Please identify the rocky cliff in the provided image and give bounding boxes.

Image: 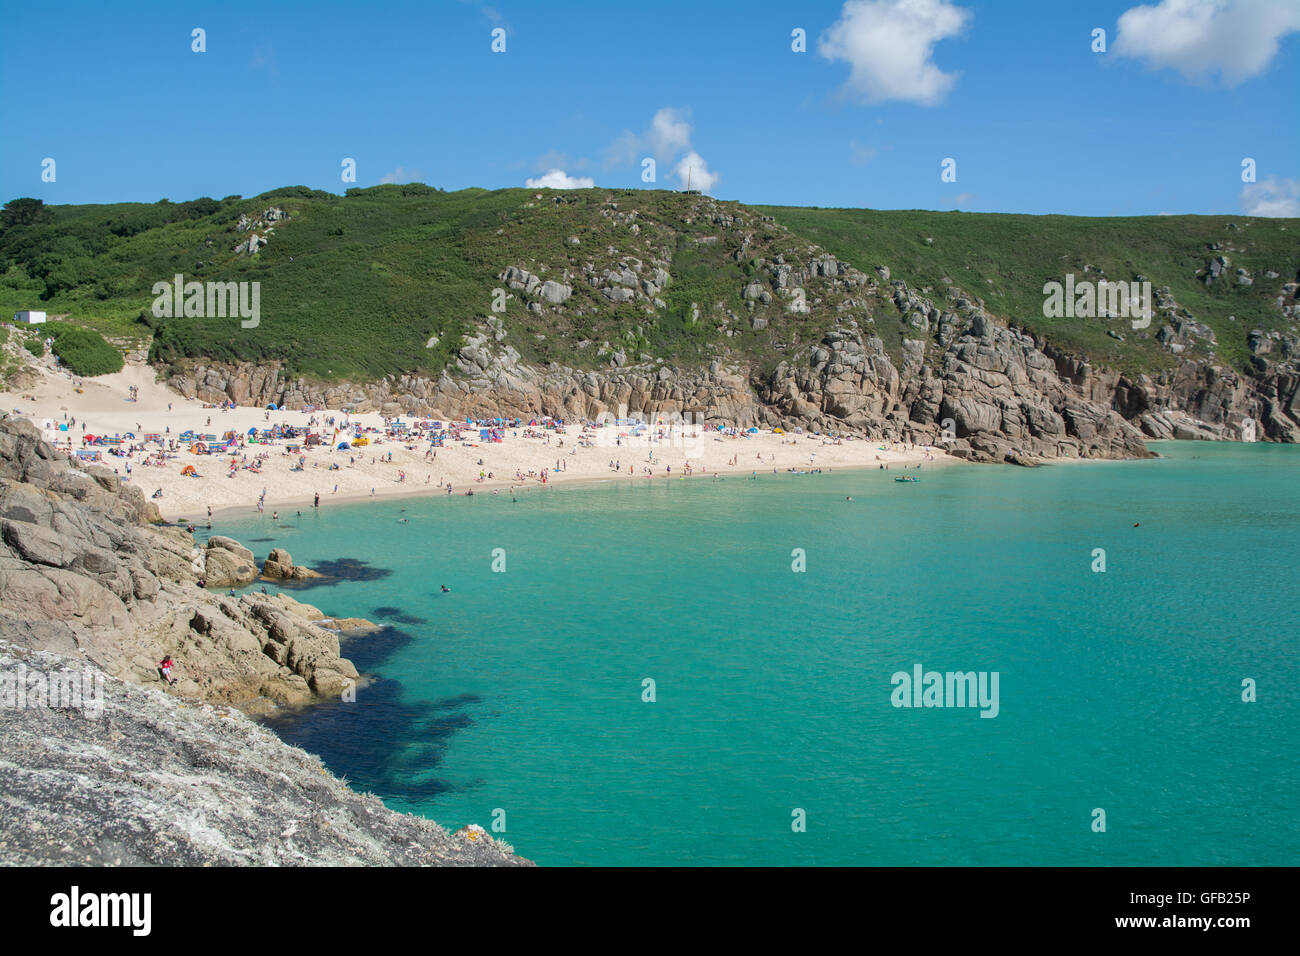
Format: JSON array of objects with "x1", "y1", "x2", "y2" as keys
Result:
[
  {"x1": 161, "y1": 254, "x2": 1298, "y2": 463},
  {"x1": 0, "y1": 417, "x2": 361, "y2": 711},
  {"x1": 152, "y1": 192, "x2": 1297, "y2": 461},
  {"x1": 165, "y1": 298, "x2": 1165, "y2": 464}
]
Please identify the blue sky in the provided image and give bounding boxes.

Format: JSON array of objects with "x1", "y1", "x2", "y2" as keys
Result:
[{"x1": 2, "y1": 0, "x2": 1298, "y2": 215}]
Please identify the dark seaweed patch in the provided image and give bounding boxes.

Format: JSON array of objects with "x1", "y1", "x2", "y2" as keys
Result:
[
  {"x1": 270, "y1": 557, "x2": 392, "y2": 590},
  {"x1": 311, "y1": 558, "x2": 393, "y2": 582},
  {"x1": 263, "y1": 659, "x2": 484, "y2": 800},
  {"x1": 337, "y1": 623, "x2": 412, "y2": 672},
  {"x1": 372, "y1": 605, "x2": 426, "y2": 626}
]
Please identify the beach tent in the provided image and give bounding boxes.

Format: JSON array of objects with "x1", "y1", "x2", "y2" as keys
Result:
[
  {"x1": 337, "y1": 442, "x2": 351, "y2": 450},
  {"x1": 747, "y1": 427, "x2": 759, "y2": 434}
]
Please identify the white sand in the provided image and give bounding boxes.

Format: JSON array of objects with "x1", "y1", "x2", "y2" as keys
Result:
[{"x1": 2, "y1": 359, "x2": 961, "y2": 522}]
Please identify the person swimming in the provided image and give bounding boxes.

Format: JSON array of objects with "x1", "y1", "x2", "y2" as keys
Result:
[{"x1": 441, "y1": 584, "x2": 451, "y2": 592}]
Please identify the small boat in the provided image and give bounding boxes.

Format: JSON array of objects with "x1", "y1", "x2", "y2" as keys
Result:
[{"x1": 894, "y1": 475, "x2": 919, "y2": 482}]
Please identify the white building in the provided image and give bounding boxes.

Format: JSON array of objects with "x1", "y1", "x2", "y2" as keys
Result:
[{"x1": 13, "y1": 310, "x2": 46, "y2": 324}]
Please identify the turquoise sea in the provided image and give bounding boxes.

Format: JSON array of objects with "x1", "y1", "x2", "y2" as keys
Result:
[{"x1": 211, "y1": 442, "x2": 1299, "y2": 866}]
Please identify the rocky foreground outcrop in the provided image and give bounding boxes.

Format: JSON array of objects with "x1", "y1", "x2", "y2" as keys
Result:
[
  {"x1": 0, "y1": 417, "x2": 360, "y2": 711},
  {"x1": 0, "y1": 641, "x2": 528, "y2": 865},
  {"x1": 0, "y1": 415, "x2": 530, "y2": 865}
]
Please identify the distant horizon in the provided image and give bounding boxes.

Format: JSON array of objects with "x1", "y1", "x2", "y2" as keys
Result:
[{"x1": 7, "y1": 182, "x2": 1298, "y2": 221}]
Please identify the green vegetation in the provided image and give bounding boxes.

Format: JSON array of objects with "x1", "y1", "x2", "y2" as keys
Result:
[
  {"x1": 22, "y1": 338, "x2": 43, "y2": 358},
  {"x1": 48, "y1": 325, "x2": 124, "y2": 377},
  {"x1": 1, "y1": 186, "x2": 1295, "y2": 384},
  {"x1": 758, "y1": 206, "x2": 1299, "y2": 374}
]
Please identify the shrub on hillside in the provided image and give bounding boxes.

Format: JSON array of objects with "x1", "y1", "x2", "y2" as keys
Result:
[{"x1": 50, "y1": 326, "x2": 123, "y2": 376}]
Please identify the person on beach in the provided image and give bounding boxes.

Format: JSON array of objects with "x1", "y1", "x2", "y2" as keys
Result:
[{"x1": 159, "y1": 656, "x2": 177, "y2": 685}]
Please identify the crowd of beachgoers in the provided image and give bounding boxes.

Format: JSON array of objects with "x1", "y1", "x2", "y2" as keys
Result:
[{"x1": 3, "y1": 362, "x2": 956, "y2": 522}]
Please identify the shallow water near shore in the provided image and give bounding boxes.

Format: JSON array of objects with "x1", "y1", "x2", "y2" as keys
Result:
[{"x1": 219, "y1": 442, "x2": 1299, "y2": 866}]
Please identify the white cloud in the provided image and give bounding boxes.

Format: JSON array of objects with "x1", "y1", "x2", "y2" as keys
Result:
[
  {"x1": 1114, "y1": 0, "x2": 1300, "y2": 86},
  {"x1": 605, "y1": 107, "x2": 721, "y2": 194},
  {"x1": 379, "y1": 167, "x2": 424, "y2": 184},
  {"x1": 672, "y1": 152, "x2": 720, "y2": 192},
  {"x1": 849, "y1": 141, "x2": 878, "y2": 165},
  {"x1": 1241, "y1": 176, "x2": 1300, "y2": 217},
  {"x1": 647, "y1": 108, "x2": 693, "y2": 161},
  {"x1": 819, "y1": 0, "x2": 972, "y2": 106},
  {"x1": 605, "y1": 107, "x2": 695, "y2": 167},
  {"x1": 525, "y1": 169, "x2": 595, "y2": 189}
]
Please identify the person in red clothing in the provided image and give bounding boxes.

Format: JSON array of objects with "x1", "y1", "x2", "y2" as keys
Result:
[{"x1": 159, "y1": 655, "x2": 177, "y2": 686}]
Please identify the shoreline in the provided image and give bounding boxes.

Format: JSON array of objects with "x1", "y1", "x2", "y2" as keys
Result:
[
  {"x1": 2, "y1": 360, "x2": 964, "y2": 524},
  {"x1": 199, "y1": 456, "x2": 949, "y2": 522}
]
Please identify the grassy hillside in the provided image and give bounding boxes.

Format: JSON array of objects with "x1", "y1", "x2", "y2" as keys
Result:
[
  {"x1": 1, "y1": 187, "x2": 1296, "y2": 382},
  {"x1": 759, "y1": 205, "x2": 1299, "y2": 374}
]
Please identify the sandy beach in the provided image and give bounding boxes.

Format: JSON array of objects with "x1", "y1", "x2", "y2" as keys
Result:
[{"x1": 2, "y1": 359, "x2": 961, "y2": 522}]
